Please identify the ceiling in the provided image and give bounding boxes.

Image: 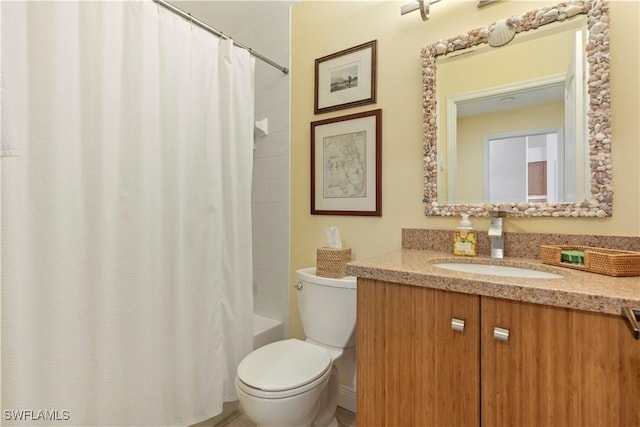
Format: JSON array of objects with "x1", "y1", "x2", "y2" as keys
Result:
[
  {"x1": 172, "y1": 1, "x2": 297, "y2": 38},
  {"x1": 457, "y1": 83, "x2": 565, "y2": 118}
]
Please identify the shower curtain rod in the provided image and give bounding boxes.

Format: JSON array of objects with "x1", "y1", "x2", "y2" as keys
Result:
[{"x1": 152, "y1": 0, "x2": 289, "y2": 74}]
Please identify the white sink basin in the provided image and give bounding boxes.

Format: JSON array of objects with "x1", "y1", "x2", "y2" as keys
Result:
[{"x1": 433, "y1": 262, "x2": 563, "y2": 279}]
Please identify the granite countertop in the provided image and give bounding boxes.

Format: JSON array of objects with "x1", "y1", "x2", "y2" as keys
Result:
[{"x1": 346, "y1": 249, "x2": 640, "y2": 316}]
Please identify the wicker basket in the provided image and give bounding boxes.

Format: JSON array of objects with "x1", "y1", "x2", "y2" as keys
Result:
[
  {"x1": 540, "y1": 245, "x2": 640, "y2": 277},
  {"x1": 316, "y1": 248, "x2": 352, "y2": 278}
]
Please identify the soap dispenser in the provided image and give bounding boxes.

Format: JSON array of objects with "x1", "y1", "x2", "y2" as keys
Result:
[{"x1": 454, "y1": 213, "x2": 477, "y2": 256}]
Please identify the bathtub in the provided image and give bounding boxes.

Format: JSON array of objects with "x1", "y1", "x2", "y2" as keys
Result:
[{"x1": 253, "y1": 313, "x2": 284, "y2": 349}]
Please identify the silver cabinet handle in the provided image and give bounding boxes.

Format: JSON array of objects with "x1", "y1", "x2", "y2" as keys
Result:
[
  {"x1": 623, "y1": 307, "x2": 640, "y2": 340},
  {"x1": 294, "y1": 282, "x2": 303, "y2": 291},
  {"x1": 493, "y1": 326, "x2": 510, "y2": 341},
  {"x1": 451, "y1": 318, "x2": 465, "y2": 332}
]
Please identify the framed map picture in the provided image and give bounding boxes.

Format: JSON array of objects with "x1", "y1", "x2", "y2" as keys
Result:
[{"x1": 311, "y1": 109, "x2": 382, "y2": 216}]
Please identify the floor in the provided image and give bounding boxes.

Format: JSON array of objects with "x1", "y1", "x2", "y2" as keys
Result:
[{"x1": 217, "y1": 407, "x2": 356, "y2": 427}]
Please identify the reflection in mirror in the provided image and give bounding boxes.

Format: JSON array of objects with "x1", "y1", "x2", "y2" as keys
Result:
[
  {"x1": 441, "y1": 19, "x2": 587, "y2": 205},
  {"x1": 422, "y1": 0, "x2": 611, "y2": 218},
  {"x1": 484, "y1": 129, "x2": 563, "y2": 204}
]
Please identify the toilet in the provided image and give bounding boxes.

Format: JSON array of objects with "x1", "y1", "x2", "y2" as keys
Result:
[{"x1": 235, "y1": 267, "x2": 357, "y2": 427}]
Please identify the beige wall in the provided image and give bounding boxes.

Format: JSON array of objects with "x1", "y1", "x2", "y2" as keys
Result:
[
  {"x1": 290, "y1": 0, "x2": 640, "y2": 338},
  {"x1": 436, "y1": 19, "x2": 579, "y2": 95}
]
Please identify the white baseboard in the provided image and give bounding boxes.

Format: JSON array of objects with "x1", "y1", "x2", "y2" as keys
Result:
[{"x1": 338, "y1": 384, "x2": 356, "y2": 413}]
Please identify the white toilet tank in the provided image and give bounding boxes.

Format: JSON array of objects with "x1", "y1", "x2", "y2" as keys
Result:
[{"x1": 295, "y1": 267, "x2": 357, "y2": 348}]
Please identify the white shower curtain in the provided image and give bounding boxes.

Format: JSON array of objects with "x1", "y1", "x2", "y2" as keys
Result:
[{"x1": 1, "y1": 2, "x2": 254, "y2": 426}]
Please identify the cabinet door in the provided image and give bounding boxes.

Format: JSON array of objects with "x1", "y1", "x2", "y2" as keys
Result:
[
  {"x1": 481, "y1": 297, "x2": 640, "y2": 427},
  {"x1": 357, "y1": 279, "x2": 479, "y2": 427}
]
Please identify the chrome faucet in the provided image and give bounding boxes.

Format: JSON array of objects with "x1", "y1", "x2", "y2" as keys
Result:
[{"x1": 489, "y1": 211, "x2": 507, "y2": 259}]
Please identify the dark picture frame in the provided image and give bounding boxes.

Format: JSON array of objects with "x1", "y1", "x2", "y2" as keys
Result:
[
  {"x1": 314, "y1": 40, "x2": 377, "y2": 114},
  {"x1": 311, "y1": 109, "x2": 382, "y2": 216}
]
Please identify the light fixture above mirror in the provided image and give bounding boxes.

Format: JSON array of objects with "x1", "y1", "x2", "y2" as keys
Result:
[
  {"x1": 421, "y1": 0, "x2": 612, "y2": 218},
  {"x1": 400, "y1": 0, "x2": 499, "y2": 21}
]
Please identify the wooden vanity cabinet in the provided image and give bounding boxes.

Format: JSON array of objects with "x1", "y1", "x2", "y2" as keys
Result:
[
  {"x1": 356, "y1": 279, "x2": 640, "y2": 427},
  {"x1": 481, "y1": 296, "x2": 640, "y2": 427},
  {"x1": 356, "y1": 278, "x2": 480, "y2": 427}
]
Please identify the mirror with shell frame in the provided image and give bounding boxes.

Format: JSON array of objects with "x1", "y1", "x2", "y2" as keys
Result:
[{"x1": 422, "y1": 0, "x2": 611, "y2": 218}]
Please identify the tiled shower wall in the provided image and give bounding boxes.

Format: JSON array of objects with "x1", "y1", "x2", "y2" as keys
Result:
[{"x1": 235, "y1": 9, "x2": 291, "y2": 336}]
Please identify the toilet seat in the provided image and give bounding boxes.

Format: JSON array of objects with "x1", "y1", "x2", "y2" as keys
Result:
[
  {"x1": 236, "y1": 339, "x2": 332, "y2": 399},
  {"x1": 236, "y1": 365, "x2": 332, "y2": 400}
]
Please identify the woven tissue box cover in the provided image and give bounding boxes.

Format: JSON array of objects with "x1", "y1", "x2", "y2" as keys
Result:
[{"x1": 316, "y1": 248, "x2": 352, "y2": 278}]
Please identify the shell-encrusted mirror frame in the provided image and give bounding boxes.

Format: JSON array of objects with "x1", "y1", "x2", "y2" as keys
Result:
[{"x1": 421, "y1": 0, "x2": 611, "y2": 218}]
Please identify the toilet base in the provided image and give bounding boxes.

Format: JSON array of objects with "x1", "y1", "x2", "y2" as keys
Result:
[
  {"x1": 237, "y1": 366, "x2": 340, "y2": 427},
  {"x1": 310, "y1": 367, "x2": 339, "y2": 427}
]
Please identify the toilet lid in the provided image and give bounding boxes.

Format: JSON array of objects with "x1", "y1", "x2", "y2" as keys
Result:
[{"x1": 237, "y1": 339, "x2": 332, "y2": 392}]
